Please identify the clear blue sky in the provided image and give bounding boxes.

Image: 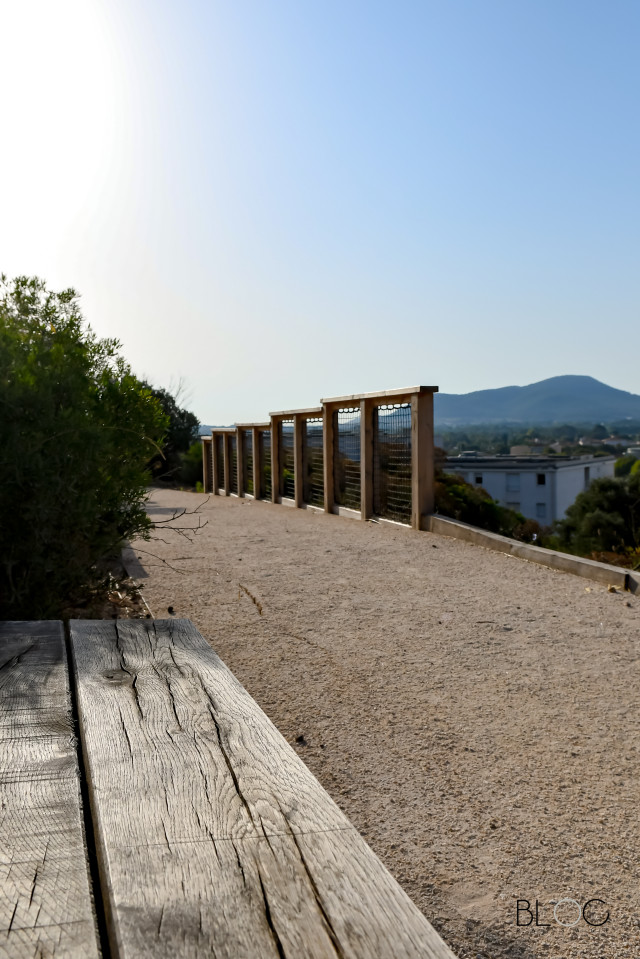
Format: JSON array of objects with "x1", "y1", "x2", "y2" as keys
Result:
[{"x1": 2, "y1": 0, "x2": 638, "y2": 423}]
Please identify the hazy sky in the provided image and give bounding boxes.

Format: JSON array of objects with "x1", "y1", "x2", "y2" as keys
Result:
[{"x1": 2, "y1": 0, "x2": 638, "y2": 423}]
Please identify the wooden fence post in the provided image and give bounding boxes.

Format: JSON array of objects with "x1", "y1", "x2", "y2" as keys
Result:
[
  {"x1": 211, "y1": 435, "x2": 219, "y2": 495},
  {"x1": 201, "y1": 439, "x2": 210, "y2": 493},
  {"x1": 271, "y1": 418, "x2": 279, "y2": 503},
  {"x1": 360, "y1": 399, "x2": 374, "y2": 520},
  {"x1": 294, "y1": 415, "x2": 304, "y2": 508},
  {"x1": 323, "y1": 404, "x2": 335, "y2": 514},
  {"x1": 236, "y1": 428, "x2": 244, "y2": 497},
  {"x1": 223, "y1": 433, "x2": 231, "y2": 496},
  {"x1": 411, "y1": 389, "x2": 436, "y2": 529},
  {"x1": 252, "y1": 428, "x2": 261, "y2": 499}
]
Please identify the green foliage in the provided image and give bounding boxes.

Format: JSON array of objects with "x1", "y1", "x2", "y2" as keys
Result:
[
  {"x1": 434, "y1": 471, "x2": 541, "y2": 542},
  {"x1": 143, "y1": 384, "x2": 199, "y2": 482},
  {"x1": 615, "y1": 454, "x2": 637, "y2": 477},
  {"x1": 631, "y1": 459, "x2": 640, "y2": 477},
  {"x1": 439, "y1": 422, "x2": 640, "y2": 456},
  {"x1": 0, "y1": 276, "x2": 168, "y2": 618},
  {"x1": 556, "y1": 474, "x2": 640, "y2": 557},
  {"x1": 180, "y1": 440, "x2": 205, "y2": 487}
]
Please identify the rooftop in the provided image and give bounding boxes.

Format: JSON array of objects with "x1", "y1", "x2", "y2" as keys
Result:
[{"x1": 446, "y1": 452, "x2": 617, "y2": 469}]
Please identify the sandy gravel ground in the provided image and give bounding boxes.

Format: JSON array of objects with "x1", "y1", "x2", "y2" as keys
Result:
[{"x1": 126, "y1": 488, "x2": 640, "y2": 959}]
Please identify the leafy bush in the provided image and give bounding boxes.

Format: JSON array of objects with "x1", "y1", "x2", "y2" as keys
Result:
[
  {"x1": 556, "y1": 474, "x2": 640, "y2": 560},
  {"x1": 180, "y1": 440, "x2": 205, "y2": 487},
  {"x1": 615, "y1": 454, "x2": 637, "y2": 477},
  {"x1": 0, "y1": 276, "x2": 168, "y2": 618},
  {"x1": 434, "y1": 471, "x2": 541, "y2": 542},
  {"x1": 143, "y1": 384, "x2": 199, "y2": 482}
]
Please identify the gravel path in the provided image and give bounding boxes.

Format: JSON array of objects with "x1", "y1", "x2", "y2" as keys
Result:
[{"x1": 126, "y1": 488, "x2": 640, "y2": 959}]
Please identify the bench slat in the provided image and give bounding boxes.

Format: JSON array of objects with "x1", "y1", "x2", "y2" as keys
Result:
[
  {"x1": 0, "y1": 622, "x2": 100, "y2": 959},
  {"x1": 70, "y1": 618, "x2": 455, "y2": 959}
]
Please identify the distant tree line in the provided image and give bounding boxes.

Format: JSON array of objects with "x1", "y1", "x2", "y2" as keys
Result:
[
  {"x1": 142, "y1": 383, "x2": 203, "y2": 487},
  {"x1": 439, "y1": 422, "x2": 640, "y2": 457}
]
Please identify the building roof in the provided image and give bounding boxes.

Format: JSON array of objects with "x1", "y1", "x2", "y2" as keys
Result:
[{"x1": 446, "y1": 453, "x2": 616, "y2": 470}]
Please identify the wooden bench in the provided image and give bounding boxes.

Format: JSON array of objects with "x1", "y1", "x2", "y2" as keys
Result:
[{"x1": 1, "y1": 619, "x2": 456, "y2": 958}]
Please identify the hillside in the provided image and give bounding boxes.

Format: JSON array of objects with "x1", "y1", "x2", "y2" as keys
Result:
[{"x1": 434, "y1": 375, "x2": 640, "y2": 425}]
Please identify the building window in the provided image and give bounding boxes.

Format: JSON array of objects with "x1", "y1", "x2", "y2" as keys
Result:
[
  {"x1": 506, "y1": 502, "x2": 520, "y2": 511},
  {"x1": 506, "y1": 473, "x2": 520, "y2": 492},
  {"x1": 537, "y1": 473, "x2": 546, "y2": 485},
  {"x1": 475, "y1": 475, "x2": 483, "y2": 484},
  {"x1": 584, "y1": 466, "x2": 590, "y2": 489},
  {"x1": 536, "y1": 503, "x2": 546, "y2": 519}
]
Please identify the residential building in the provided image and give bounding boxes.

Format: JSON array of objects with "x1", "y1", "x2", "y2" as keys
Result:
[{"x1": 444, "y1": 453, "x2": 616, "y2": 523}]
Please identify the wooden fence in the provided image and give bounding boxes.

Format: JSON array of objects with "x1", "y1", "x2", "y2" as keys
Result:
[{"x1": 202, "y1": 386, "x2": 438, "y2": 530}]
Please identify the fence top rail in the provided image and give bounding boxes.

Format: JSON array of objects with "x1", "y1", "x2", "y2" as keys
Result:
[
  {"x1": 269, "y1": 406, "x2": 324, "y2": 418},
  {"x1": 235, "y1": 422, "x2": 271, "y2": 429},
  {"x1": 322, "y1": 385, "x2": 439, "y2": 406}
]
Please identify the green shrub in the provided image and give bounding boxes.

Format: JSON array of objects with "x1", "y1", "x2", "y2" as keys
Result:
[
  {"x1": 615, "y1": 454, "x2": 637, "y2": 477},
  {"x1": 556, "y1": 474, "x2": 640, "y2": 557},
  {"x1": 180, "y1": 440, "x2": 205, "y2": 487},
  {"x1": 143, "y1": 384, "x2": 199, "y2": 482},
  {"x1": 434, "y1": 471, "x2": 541, "y2": 541},
  {"x1": 0, "y1": 276, "x2": 168, "y2": 618}
]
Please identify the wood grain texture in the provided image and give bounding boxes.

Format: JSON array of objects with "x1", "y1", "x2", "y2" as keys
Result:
[
  {"x1": 0, "y1": 622, "x2": 99, "y2": 959},
  {"x1": 70, "y1": 618, "x2": 457, "y2": 959},
  {"x1": 411, "y1": 390, "x2": 435, "y2": 529}
]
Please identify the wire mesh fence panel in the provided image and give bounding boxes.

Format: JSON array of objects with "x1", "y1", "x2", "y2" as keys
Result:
[
  {"x1": 230, "y1": 434, "x2": 238, "y2": 494},
  {"x1": 334, "y1": 407, "x2": 361, "y2": 510},
  {"x1": 303, "y1": 417, "x2": 324, "y2": 507},
  {"x1": 207, "y1": 441, "x2": 214, "y2": 492},
  {"x1": 242, "y1": 431, "x2": 254, "y2": 495},
  {"x1": 260, "y1": 430, "x2": 272, "y2": 500},
  {"x1": 214, "y1": 435, "x2": 224, "y2": 491},
  {"x1": 373, "y1": 403, "x2": 412, "y2": 523},
  {"x1": 279, "y1": 420, "x2": 295, "y2": 499}
]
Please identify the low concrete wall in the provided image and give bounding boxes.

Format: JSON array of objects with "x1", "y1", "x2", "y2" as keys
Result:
[{"x1": 425, "y1": 514, "x2": 635, "y2": 591}]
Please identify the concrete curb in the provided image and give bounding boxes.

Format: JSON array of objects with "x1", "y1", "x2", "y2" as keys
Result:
[{"x1": 425, "y1": 514, "x2": 637, "y2": 592}]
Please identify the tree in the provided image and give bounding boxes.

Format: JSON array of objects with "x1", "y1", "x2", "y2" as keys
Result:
[
  {"x1": 556, "y1": 474, "x2": 640, "y2": 558},
  {"x1": 0, "y1": 276, "x2": 168, "y2": 618},
  {"x1": 615, "y1": 454, "x2": 637, "y2": 477},
  {"x1": 142, "y1": 383, "x2": 199, "y2": 482}
]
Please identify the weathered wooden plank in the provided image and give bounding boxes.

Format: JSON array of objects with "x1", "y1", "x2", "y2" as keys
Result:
[
  {"x1": 70, "y1": 618, "x2": 456, "y2": 959},
  {"x1": 0, "y1": 622, "x2": 100, "y2": 959}
]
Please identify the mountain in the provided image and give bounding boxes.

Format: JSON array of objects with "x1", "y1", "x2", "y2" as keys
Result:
[{"x1": 434, "y1": 376, "x2": 640, "y2": 426}]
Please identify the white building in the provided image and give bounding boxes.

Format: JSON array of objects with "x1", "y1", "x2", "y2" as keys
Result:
[{"x1": 444, "y1": 453, "x2": 616, "y2": 523}]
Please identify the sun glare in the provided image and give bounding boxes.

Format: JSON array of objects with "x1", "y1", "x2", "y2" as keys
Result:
[{"x1": 1, "y1": 0, "x2": 127, "y2": 267}]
